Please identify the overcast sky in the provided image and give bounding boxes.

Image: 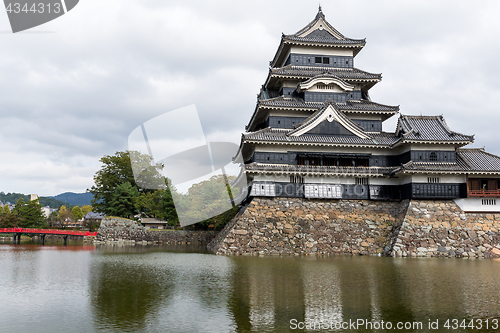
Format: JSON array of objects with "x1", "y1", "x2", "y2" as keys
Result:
[{"x1": 0, "y1": 0, "x2": 499, "y2": 196}]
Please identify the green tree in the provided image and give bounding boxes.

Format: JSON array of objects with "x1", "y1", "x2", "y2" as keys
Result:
[
  {"x1": 57, "y1": 205, "x2": 71, "y2": 227},
  {"x1": 81, "y1": 205, "x2": 92, "y2": 217},
  {"x1": 0, "y1": 205, "x2": 21, "y2": 228},
  {"x1": 71, "y1": 206, "x2": 83, "y2": 221},
  {"x1": 107, "y1": 182, "x2": 139, "y2": 218},
  {"x1": 45, "y1": 210, "x2": 58, "y2": 228},
  {"x1": 11, "y1": 198, "x2": 44, "y2": 228},
  {"x1": 172, "y1": 175, "x2": 238, "y2": 229},
  {"x1": 134, "y1": 188, "x2": 178, "y2": 225},
  {"x1": 88, "y1": 151, "x2": 164, "y2": 215}
]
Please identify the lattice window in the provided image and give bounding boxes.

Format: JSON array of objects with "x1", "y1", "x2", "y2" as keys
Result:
[
  {"x1": 355, "y1": 178, "x2": 368, "y2": 185},
  {"x1": 482, "y1": 199, "x2": 496, "y2": 206},
  {"x1": 290, "y1": 175, "x2": 304, "y2": 184},
  {"x1": 428, "y1": 177, "x2": 440, "y2": 183}
]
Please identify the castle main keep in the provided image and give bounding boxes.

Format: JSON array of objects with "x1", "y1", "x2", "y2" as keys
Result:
[{"x1": 209, "y1": 8, "x2": 500, "y2": 257}]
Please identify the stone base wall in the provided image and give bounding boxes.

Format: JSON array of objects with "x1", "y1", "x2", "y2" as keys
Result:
[
  {"x1": 208, "y1": 198, "x2": 407, "y2": 256},
  {"x1": 94, "y1": 217, "x2": 216, "y2": 245},
  {"x1": 385, "y1": 200, "x2": 500, "y2": 258},
  {"x1": 208, "y1": 198, "x2": 500, "y2": 258}
]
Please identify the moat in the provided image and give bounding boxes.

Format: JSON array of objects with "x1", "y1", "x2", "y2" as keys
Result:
[{"x1": 1, "y1": 243, "x2": 500, "y2": 333}]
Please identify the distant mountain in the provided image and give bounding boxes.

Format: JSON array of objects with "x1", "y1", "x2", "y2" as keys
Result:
[
  {"x1": 0, "y1": 192, "x2": 69, "y2": 209},
  {"x1": 50, "y1": 192, "x2": 93, "y2": 206}
]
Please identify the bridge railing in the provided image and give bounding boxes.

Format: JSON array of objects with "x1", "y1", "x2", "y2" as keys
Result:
[{"x1": 0, "y1": 228, "x2": 97, "y2": 236}]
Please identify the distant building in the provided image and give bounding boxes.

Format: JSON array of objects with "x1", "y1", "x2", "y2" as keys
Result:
[
  {"x1": 30, "y1": 194, "x2": 38, "y2": 201},
  {"x1": 141, "y1": 218, "x2": 169, "y2": 229},
  {"x1": 84, "y1": 211, "x2": 105, "y2": 224}
]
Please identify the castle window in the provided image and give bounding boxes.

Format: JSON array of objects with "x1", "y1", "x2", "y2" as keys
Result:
[
  {"x1": 430, "y1": 152, "x2": 437, "y2": 161},
  {"x1": 482, "y1": 199, "x2": 496, "y2": 206},
  {"x1": 428, "y1": 177, "x2": 440, "y2": 183},
  {"x1": 355, "y1": 178, "x2": 368, "y2": 185},
  {"x1": 290, "y1": 175, "x2": 304, "y2": 184},
  {"x1": 315, "y1": 57, "x2": 322, "y2": 64},
  {"x1": 322, "y1": 57, "x2": 329, "y2": 64}
]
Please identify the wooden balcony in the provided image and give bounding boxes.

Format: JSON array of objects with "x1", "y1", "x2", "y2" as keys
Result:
[{"x1": 468, "y1": 190, "x2": 500, "y2": 197}]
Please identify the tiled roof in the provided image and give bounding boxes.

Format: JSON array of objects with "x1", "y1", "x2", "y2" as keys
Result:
[
  {"x1": 396, "y1": 149, "x2": 500, "y2": 174},
  {"x1": 299, "y1": 73, "x2": 347, "y2": 86},
  {"x1": 396, "y1": 115, "x2": 473, "y2": 143},
  {"x1": 283, "y1": 7, "x2": 365, "y2": 48},
  {"x1": 269, "y1": 65, "x2": 381, "y2": 81},
  {"x1": 245, "y1": 162, "x2": 394, "y2": 176},
  {"x1": 258, "y1": 96, "x2": 321, "y2": 109},
  {"x1": 341, "y1": 100, "x2": 399, "y2": 113},
  {"x1": 457, "y1": 148, "x2": 500, "y2": 172},
  {"x1": 398, "y1": 161, "x2": 465, "y2": 172},
  {"x1": 243, "y1": 127, "x2": 400, "y2": 147},
  {"x1": 257, "y1": 96, "x2": 398, "y2": 113},
  {"x1": 283, "y1": 35, "x2": 365, "y2": 46}
]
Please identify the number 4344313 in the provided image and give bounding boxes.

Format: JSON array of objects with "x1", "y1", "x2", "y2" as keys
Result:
[{"x1": 5, "y1": 3, "x2": 62, "y2": 14}]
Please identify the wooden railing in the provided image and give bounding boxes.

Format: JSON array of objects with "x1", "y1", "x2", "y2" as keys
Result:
[{"x1": 468, "y1": 190, "x2": 500, "y2": 197}]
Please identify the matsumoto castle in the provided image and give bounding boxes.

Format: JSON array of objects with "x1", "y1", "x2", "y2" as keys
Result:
[{"x1": 236, "y1": 7, "x2": 500, "y2": 212}]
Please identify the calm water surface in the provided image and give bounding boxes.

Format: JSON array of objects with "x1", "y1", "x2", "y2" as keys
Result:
[{"x1": 1, "y1": 242, "x2": 500, "y2": 332}]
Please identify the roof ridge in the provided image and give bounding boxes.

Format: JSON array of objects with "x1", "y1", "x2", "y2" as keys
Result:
[
  {"x1": 288, "y1": 7, "x2": 347, "y2": 40},
  {"x1": 460, "y1": 148, "x2": 500, "y2": 159},
  {"x1": 457, "y1": 147, "x2": 485, "y2": 151},
  {"x1": 436, "y1": 116, "x2": 474, "y2": 140}
]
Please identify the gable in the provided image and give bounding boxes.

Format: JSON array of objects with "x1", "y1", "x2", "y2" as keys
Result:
[
  {"x1": 288, "y1": 104, "x2": 371, "y2": 139},
  {"x1": 307, "y1": 28, "x2": 337, "y2": 39},
  {"x1": 305, "y1": 118, "x2": 355, "y2": 136},
  {"x1": 298, "y1": 16, "x2": 344, "y2": 40}
]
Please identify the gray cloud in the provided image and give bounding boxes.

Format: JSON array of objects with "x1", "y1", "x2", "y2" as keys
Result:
[{"x1": 0, "y1": 0, "x2": 499, "y2": 195}]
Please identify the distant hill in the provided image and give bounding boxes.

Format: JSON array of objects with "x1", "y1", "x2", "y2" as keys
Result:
[
  {"x1": 50, "y1": 192, "x2": 93, "y2": 206},
  {"x1": 0, "y1": 191, "x2": 93, "y2": 208},
  {"x1": 0, "y1": 192, "x2": 68, "y2": 209}
]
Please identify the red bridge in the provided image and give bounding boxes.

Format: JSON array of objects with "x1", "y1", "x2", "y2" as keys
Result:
[{"x1": 0, "y1": 228, "x2": 97, "y2": 245}]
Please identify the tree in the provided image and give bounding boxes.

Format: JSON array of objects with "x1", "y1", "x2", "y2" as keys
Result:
[
  {"x1": 81, "y1": 205, "x2": 92, "y2": 217},
  {"x1": 88, "y1": 151, "x2": 164, "y2": 215},
  {"x1": 57, "y1": 205, "x2": 71, "y2": 227},
  {"x1": 11, "y1": 198, "x2": 44, "y2": 228},
  {"x1": 172, "y1": 174, "x2": 238, "y2": 228},
  {"x1": 134, "y1": 188, "x2": 178, "y2": 225},
  {"x1": 0, "y1": 205, "x2": 18, "y2": 228},
  {"x1": 107, "y1": 182, "x2": 139, "y2": 218},
  {"x1": 71, "y1": 206, "x2": 83, "y2": 221},
  {"x1": 45, "y1": 210, "x2": 58, "y2": 228}
]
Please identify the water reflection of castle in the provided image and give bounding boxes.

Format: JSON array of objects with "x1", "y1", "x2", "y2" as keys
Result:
[
  {"x1": 238, "y1": 7, "x2": 500, "y2": 212},
  {"x1": 88, "y1": 253, "x2": 500, "y2": 331}
]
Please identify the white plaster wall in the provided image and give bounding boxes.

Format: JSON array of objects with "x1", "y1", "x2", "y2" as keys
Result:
[
  {"x1": 409, "y1": 144, "x2": 459, "y2": 151},
  {"x1": 455, "y1": 197, "x2": 500, "y2": 212},
  {"x1": 282, "y1": 80, "x2": 301, "y2": 88},
  {"x1": 290, "y1": 46, "x2": 353, "y2": 57},
  {"x1": 307, "y1": 85, "x2": 345, "y2": 93},
  {"x1": 400, "y1": 175, "x2": 413, "y2": 185},
  {"x1": 369, "y1": 178, "x2": 401, "y2": 185},
  {"x1": 412, "y1": 174, "x2": 466, "y2": 183}
]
